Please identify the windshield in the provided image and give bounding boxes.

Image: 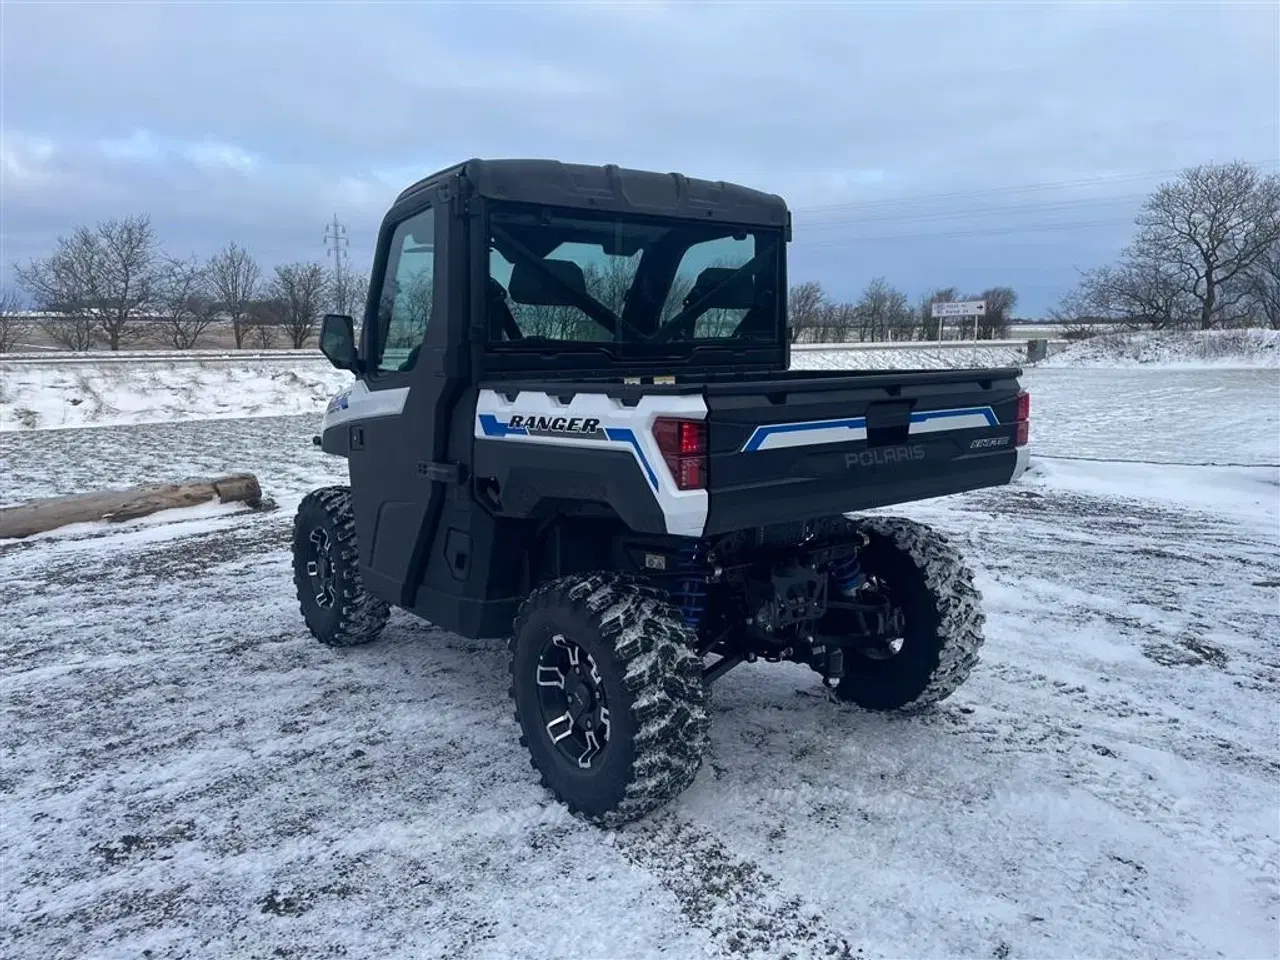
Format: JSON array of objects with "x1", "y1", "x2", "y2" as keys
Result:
[{"x1": 485, "y1": 203, "x2": 783, "y2": 352}]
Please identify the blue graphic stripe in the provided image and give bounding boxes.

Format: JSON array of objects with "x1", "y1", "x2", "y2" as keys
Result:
[
  {"x1": 478, "y1": 413, "x2": 528, "y2": 437},
  {"x1": 742, "y1": 405, "x2": 999, "y2": 452},
  {"x1": 605, "y1": 427, "x2": 660, "y2": 491},
  {"x1": 742, "y1": 417, "x2": 867, "y2": 453},
  {"x1": 477, "y1": 415, "x2": 660, "y2": 491},
  {"x1": 909, "y1": 407, "x2": 999, "y2": 427}
]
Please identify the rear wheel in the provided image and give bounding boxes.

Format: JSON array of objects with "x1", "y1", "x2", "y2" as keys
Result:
[
  {"x1": 510, "y1": 573, "x2": 709, "y2": 827},
  {"x1": 831, "y1": 516, "x2": 985, "y2": 711},
  {"x1": 292, "y1": 486, "x2": 390, "y2": 647}
]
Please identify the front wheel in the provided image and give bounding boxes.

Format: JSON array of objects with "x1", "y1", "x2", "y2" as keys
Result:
[
  {"x1": 291, "y1": 486, "x2": 390, "y2": 647},
  {"x1": 509, "y1": 573, "x2": 709, "y2": 827},
  {"x1": 831, "y1": 516, "x2": 985, "y2": 712}
]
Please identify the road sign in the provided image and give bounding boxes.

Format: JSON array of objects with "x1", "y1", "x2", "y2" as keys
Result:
[{"x1": 931, "y1": 300, "x2": 987, "y2": 318}]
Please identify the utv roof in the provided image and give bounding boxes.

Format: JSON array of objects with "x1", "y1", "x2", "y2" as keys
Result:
[{"x1": 394, "y1": 158, "x2": 790, "y2": 229}]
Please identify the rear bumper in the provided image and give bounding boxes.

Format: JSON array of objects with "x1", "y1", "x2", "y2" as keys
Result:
[
  {"x1": 1011, "y1": 444, "x2": 1031, "y2": 482},
  {"x1": 703, "y1": 447, "x2": 1023, "y2": 534}
]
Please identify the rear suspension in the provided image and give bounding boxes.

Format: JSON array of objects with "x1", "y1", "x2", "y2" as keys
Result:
[
  {"x1": 829, "y1": 553, "x2": 866, "y2": 595},
  {"x1": 670, "y1": 540, "x2": 709, "y2": 630}
]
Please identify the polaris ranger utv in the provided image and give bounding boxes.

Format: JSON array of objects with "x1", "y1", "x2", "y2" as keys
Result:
[{"x1": 295, "y1": 158, "x2": 1031, "y2": 827}]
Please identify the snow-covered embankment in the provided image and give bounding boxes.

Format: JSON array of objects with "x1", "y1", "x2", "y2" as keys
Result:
[
  {"x1": 0, "y1": 358, "x2": 349, "y2": 432},
  {"x1": 1036, "y1": 328, "x2": 1280, "y2": 369}
]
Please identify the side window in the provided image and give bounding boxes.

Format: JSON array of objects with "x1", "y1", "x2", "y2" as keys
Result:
[
  {"x1": 372, "y1": 208, "x2": 435, "y2": 374},
  {"x1": 663, "y1": 234, "x2": 756, "y2": 338}
]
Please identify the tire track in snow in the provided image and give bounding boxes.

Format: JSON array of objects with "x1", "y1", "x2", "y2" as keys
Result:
[{"x1": 611, "y1": 815, "x2": 860, "y2": 960}]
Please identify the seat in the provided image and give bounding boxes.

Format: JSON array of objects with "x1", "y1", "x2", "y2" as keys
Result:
[{"x1": 488, "y1": 277, "x2": 523, "y2": 341}]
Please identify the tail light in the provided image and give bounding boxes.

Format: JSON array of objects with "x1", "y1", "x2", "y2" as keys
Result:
[
  {"x1": 1014, "y1": 390, "x2": 1030, "y2": 447},
  {"x1": 653, "y1": 417, "x2": 707, "y2": 491}
]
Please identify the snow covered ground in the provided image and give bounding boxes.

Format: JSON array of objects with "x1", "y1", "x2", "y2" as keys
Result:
[
  {"x1": 2, "y1": 334, "x2": 1279, "y2": 958},
  {"x1": 792, "y1": 343, "x2": 1036, "y2": 371},
  {"x1": 1022, "y1": 367, "x2": 1279, "y2": 466},
  {"x1": 0, "y1": 359, "x2": 351, "y2": 432},
  {"x1": 1038, "y1": 328, "x2": 1280, "y2": 370}
]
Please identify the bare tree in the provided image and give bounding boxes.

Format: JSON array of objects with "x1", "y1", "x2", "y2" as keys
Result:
[
  {"x1": 156, "y1": 256, "x2": 219, "y2": 349},
  {"x1": 11, "y1": 246, "x2": 97, "y2": 350},
  {"x1": 13, "y1": 214, "x2": 160, "y2": 351},
  {"x1": 827, "y1": 300, "x2": 860, "y2": 343},
  {"x1": 248, "y1": 297, "x2": 282, "y2": 349},
  {"x1": 270, "y1": 262, "x2": 329, "y2": 349},
  {"x1": 1068, "y1": 260, "x2": 1195, "y2": 330},
  {"x1": 1047, "y1": 287, "x2": 1104, "y2": 339},
  {"x1": 854, "y1": 277, "x2": 912, "y2": 341},
  {"x1": 0, "y1": 287, "x2": 28, "y2": 353},
  {"x1": 42, "y1": 314, "x2": 98, "y2": 351},
  {"x1": 788, "y1": 281, "x2": 828, "y2": 343},
  {"x1": 207, "y1": 242, "x2": 261, "y2": 348},
  {"x1": 1131, "y1": 161, "x2": 1280, "y2": 330},
  {"x1": 1240, "y1": 241, "x2": 1280, "y2": 330},
  {"x1": 329, "y1": 263, "x2": 370, "y2": 320}
]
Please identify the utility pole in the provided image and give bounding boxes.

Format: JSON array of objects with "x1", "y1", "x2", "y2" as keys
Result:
[
  {"x1": 323, "y1": 214, "x2": 349, "y2": 313},
  {"x1": 324, "y1": 214, "x2": 348, "y2": 275}
]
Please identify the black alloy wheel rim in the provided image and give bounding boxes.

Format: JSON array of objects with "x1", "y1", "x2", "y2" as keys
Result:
[
  {"x1": 306, "y1": 526, "x2": 337, "y2": 610},
  {"x1": 534, "y1": 633, "x2": 612, "y2": 770}
]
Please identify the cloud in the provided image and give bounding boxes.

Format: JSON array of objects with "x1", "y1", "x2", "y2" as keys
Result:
[
  {"x1": 2, "y1": 132, "x2": 57, "y2": 185},
  {"x1": 2, "y1": 1, "x2": 1276, "y2": 312}
]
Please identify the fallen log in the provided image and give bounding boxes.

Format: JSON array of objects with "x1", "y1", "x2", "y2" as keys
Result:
[{"x1": 0, "y1": 473, "x2": 263, "y2": 540}]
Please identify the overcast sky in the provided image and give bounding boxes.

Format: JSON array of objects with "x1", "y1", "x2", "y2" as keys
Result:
[{"x1": 4, "y1": 1, "x2": 1277, "y2": 315}]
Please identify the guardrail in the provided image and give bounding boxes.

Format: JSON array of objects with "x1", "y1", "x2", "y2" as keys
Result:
[
  {"x1": 0, "y1": 349, "x2": 326, "y2": 365},
  {"x1": 1, "y1": 339, "x2": 1069, "y2": 366}
]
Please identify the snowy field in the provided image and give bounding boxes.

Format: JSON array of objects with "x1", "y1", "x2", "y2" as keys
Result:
[
  {"x1": 1023, "y1": 367, "x2": 1279, "y2": 466},
  {"x1": 0, "y1": 359, "x2": 350, "y2": 433},
  {"x1": 2, "y1": 335, "x2": 1279, "y2": 959}
]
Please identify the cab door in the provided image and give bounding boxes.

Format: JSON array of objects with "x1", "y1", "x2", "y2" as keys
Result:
[{"x1": 345, "y1": 193, "x2": 457, "y2": 606}]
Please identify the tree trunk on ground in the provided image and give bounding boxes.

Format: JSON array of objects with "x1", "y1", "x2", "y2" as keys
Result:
[{"x1": 0, "y1": 474, "x2": 264, "y2": 540}]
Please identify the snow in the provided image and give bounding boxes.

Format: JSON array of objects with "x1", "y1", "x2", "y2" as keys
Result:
[
  {"x1": 3, "y1": 329, "x2": 1274, "y2": 436},
  {"x1": 0, "y1": 358, "x2": 352, "y2": 432},
  {"x1": 1038, "y1": 328, "x2": 1280, "y2": 370},
  {"x1": 3, "y1": 366, "x2": 1280, "y2": 958},
  {"x1": 792, "y1": 343, "x2": 1036, "y2": 371},
  {"x1": 0, "y1": 350, "x2": 1054, "y2": 434},
  {"x1": 1022, "y1": 367, "x2": 1280, "y2": 467}
]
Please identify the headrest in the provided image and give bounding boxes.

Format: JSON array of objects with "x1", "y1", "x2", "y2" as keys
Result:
[
  {"x1": 508, "y1": 259, "x2": 588, "y2": 306},
  {"x1": 685, "y1": 266, "x2": 755, "y2": 311}
]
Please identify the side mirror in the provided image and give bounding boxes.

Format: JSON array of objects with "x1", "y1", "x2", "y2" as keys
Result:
[{"x1": 319, "y1": 313, "x2": 358, "y2": 371}]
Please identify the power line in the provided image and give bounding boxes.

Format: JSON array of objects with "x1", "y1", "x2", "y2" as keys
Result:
[
  {"x1": 789, "y1": 157, "x2": 1280, "y2": 247},
  {"x1": 795, "y1": 216, "x2": 1138, "y2": 249},
  {"x1": 799, "y1": 192, "x2": 1150, "y2": 232},
  {"x1": 792, "y1": 169, "x2": 1179, "y2": 216},
  {"x1": 789, "y1": 155, "x2": 1280, "y2": 218}
]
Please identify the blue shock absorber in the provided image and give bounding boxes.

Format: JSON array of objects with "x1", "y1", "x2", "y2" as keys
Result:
[
  {"x1": 830, "y1": 552, "x2": 866, "y2": 596},
  {"x1": 672, "y1": 541, "x2": 708, "y2": 630}
]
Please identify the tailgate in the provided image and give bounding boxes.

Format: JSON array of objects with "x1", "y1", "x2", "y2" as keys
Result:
[{"x1": 702, "y1": 368, "x2": 1027, "y2": 534}]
